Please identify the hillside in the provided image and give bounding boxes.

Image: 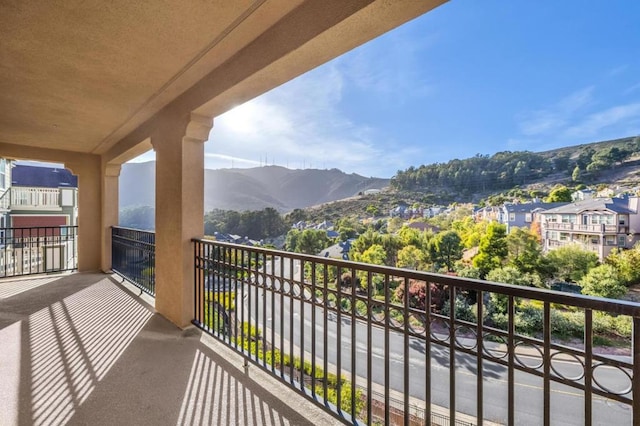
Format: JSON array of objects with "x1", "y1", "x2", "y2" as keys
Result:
[
  {"x1": 300, "y1": 136, "x2": 640, "y2": 221},
  {"x1": 119, "y1": 162, "x2": 389, "y2": 212},
  {"x1": 392, "y1": 135, "x2": 640, "y2": 200}
]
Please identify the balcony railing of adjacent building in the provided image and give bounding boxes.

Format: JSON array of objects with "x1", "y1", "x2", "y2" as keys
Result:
[
  {"x1": 111, "y1": 226, "x2": 155, "y2": 295},
  {"x1": 10, "y1": 187, "x2": 62, "y2": 209},
  {"x1": 545, "y1": 222, "x2": 619, "y2": 233},
  {"x1": 192, "y1": 239, "x2": 640, "y2": 426},
  {"x1": 0, "y1": 226, "x2": 78, "y2": 277},
  {"x1": 546, "y1": 239, "x2": 602, "y2": 253}
]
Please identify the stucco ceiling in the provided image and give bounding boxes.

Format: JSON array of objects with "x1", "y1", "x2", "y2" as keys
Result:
[
  {"x1": 0, "y1": 0, "x2": 445, "y2": 158},
  {"x1": 0, "y1": 0, "x2": 303, "y2": 154}
]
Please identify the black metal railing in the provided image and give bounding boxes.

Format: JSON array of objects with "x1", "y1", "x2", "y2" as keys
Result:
[
  {"x1": 192, "y1": 239, "x2": 640, "y2": 426},
  {"x1": 112, "y1": 226, "x2": 155, "y2": 295},
  {"x1": 0, "y1": 226, "x2": 78, "y2": 277}
]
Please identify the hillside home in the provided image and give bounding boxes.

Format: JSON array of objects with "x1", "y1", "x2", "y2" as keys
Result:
[
  {"x1": 501, "y1": 202, "x2": 568, "y2": 233},
  {"x1": 539, "y1": 196, "x2": 640, "y2": 261},
  {"x1": 423, "y1": 205, "x2": 445, "y2": 218},
  {"x1": 572, "y1": 188, "x2": 595, "y2": 201},
  {"x1": 9, "y1": 165, "x2": 78, "y2": 229},
  {"x1": 473, "y1": 205, "x2": 503, "y2": 223},
  {"x1": 319, "y1": 239, "x2": 353, "y2": 260}
]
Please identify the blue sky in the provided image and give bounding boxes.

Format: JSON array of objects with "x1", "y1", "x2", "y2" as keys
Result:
[{"x1": 139, "y1": 1, "x2": 639, "y2": 178}]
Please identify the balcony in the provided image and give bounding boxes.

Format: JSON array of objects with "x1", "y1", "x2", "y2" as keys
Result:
[
  {"x1": 0, "y1": 226, "x2": 78, "y2": 278},
  {"x1": 545, "y1": 223, "x2": 618, "y2": 234},
  {"x1": 546, "y1": 239, "x2": 601, "y2": 254},
  {"x1": 1, "y1": 229, "x2": 639, "y2": 425},
  {"x1": 9, "y1": 187, "x2": 62, "y2": 210}
]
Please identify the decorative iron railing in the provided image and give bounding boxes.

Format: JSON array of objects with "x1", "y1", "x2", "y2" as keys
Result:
[
  {"x1": 111, "y1": 226, "x2": 155, "y2": 295},
  {"x1": 0, "y1": 226, "x2": 78, "y2": 277},
  {"x1": 192, "y1": 239, "x2": 640, "y2": 425}
]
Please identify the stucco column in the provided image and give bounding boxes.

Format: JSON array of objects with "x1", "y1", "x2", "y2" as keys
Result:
[
  {"x1": 101, "y1": 163, "x2": 121, "y2": 272},
  {"x1": 66, "y1": 155, "x2": 102, "y2": 272},
  {"x1": 152, "y1": 113, "x2": 212, "y2": 327}
]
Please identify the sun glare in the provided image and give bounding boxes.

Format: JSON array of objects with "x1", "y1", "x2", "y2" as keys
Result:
[{"x1": 218, "y1": 102, "x2": 260, "y2": 134}]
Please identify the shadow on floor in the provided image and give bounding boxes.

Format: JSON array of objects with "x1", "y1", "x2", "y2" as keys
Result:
[{"x1": 0, "y1": 273, "x2": 330, "y2": 426}]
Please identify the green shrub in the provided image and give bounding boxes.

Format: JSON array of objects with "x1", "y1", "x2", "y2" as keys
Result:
[
  {"x1": 441, "y1": 295, "x2": 476, "y2": 323},
  {"x1": 211, "y1": 291, "x2": 236, "y2": 311}
]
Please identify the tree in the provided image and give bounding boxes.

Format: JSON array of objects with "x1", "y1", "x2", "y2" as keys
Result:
[
  {"x1": 545, "y1": 185, "x2": 572, "y2": 202},
  {"x1": 365, "y1": 204, "x2": 380, "y2": 217},
  {"x1": 349, "y1": 229, "x2": 383, "y2": 260},
  {"x1": 486, "y1": 266, "x2": 542, "y2": 288},
  {"x1": 297, "y1": 229, "x2": 330, "y2": 255},
  {"x1": 571, "y1": 165, "x2": 581, "y2": 182},
  {"x1": 355, "y1": 244, "x2": 386, "y2": 266},
  {"x1": 579, "y1": 264, "x2": 626, "y2": 299},
  {"x1": 545, "y1": 245, "x2": 599, "y2": 283},
  {"x1": 453, "y1": 218, "x2": 488, "y2": 249},
  {"x1": 120, "y1": 205, "x2": 155, "y2": 230},
  {"x1": 486, "y1": 266, "x2": 543, "y2": 315},
  {"x1": 397, "y1": 226, "x2": 423, "y2": 248},
  {"x1": 386, "y1": 217, "x2": 404, "y2": 233},
  {"x1": 505, "y1": 227, "x2": 551, "y2": 276},
  {"x1": 432, "y1": 230, "x2": 463, "y2": 271},
  {"x1": 353, "y1": 244, "x2": 387, "y2": 294},
  {"x1": 605, "y1": 243, "x2": 640, "y2": 285},
  {"x1": 381, "y1": 233, "x2": 402, "y2": 266},
  {"x1": 286, "y1": 229, "x2": 330, "y2": 254},
  {"x1": 473, "y1": 222, "x2": 508, "y2": 278},
  {"x1": 396, "y1": 245, "x2": 424, "y2": 270},
  {"x1": 285, "y1": 208, "x2": 307, "y2": 225}
]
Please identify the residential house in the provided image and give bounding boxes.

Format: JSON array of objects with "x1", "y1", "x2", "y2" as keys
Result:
[
  {"x1": 473, "y1": 205, "x2": 503, "y2": 223},
  {"x1": 501, "y1": 202, "x2": 568, "y2": 233},
  {"x1": 9, "y1": 165, "x2": 78, "y2": 229},
  {"x1": 539, "y1": 196, "x2": 640, "y2": 261},
  {"x1": 319, "y1": 239, "x2": 353, "y2": 260},
  {"x1": 572, "y1": 188, "x2": 595, "y2": 202},
  {"x1": 422, "y1": 205, "x2": 445, "y2": 218}
]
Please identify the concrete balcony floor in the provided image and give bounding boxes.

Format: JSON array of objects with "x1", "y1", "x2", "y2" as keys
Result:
[{"x1": 0, "y1": 273, "x2": 338, "y2": 426}]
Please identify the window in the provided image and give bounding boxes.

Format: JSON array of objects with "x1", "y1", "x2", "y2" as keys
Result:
[
  {"x1": 549, "y1": 231, "x2": 558, "y2": 240},
  {"x1": 619, "y1": 216, "x2": 627, "y2": 225},
  {"x1": 561, "y1": 214, "x2": 574, "y2": 223},
  {"x1": 509, "y1": 213, "x2": 515, "y2": 222},
  {"x1": 619, "y1": 236, "x2": 627, "y2": 247},
  {"x1": 559, "y1": 233, "x2": 569, "y2": 241},
  {"x1": 525, "y1": 213, "x2": 532, "y2": 222},
  {"x1": 606, "y1": 236, "x2": 615, "y2": 245},
  {"x1": 591, "y1": 214, "x2": 614, "y2": 225}
]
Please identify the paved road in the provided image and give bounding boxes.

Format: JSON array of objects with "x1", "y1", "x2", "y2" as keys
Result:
[{"x1": 230, "y1": 258, "x2": 632, "y2": 425}]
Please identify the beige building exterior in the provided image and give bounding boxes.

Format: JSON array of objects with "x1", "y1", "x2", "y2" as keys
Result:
[
  {"x1": 0, "y1": 1, "x2": 447, "y2": 327},
  {"x1": 539, "y1": 197, "x2": 640, "y2": 261}
]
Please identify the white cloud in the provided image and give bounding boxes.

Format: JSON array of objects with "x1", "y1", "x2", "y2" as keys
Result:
[
  {"x1": 206, "y1": 62, "x2": 396, "y2": 176},
  {"x1": 517, "y1": 86, "x2": 595, "y2": 136},
  {"x1": 564, "y1": 103, "x2": 640, "y2": 138}
]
